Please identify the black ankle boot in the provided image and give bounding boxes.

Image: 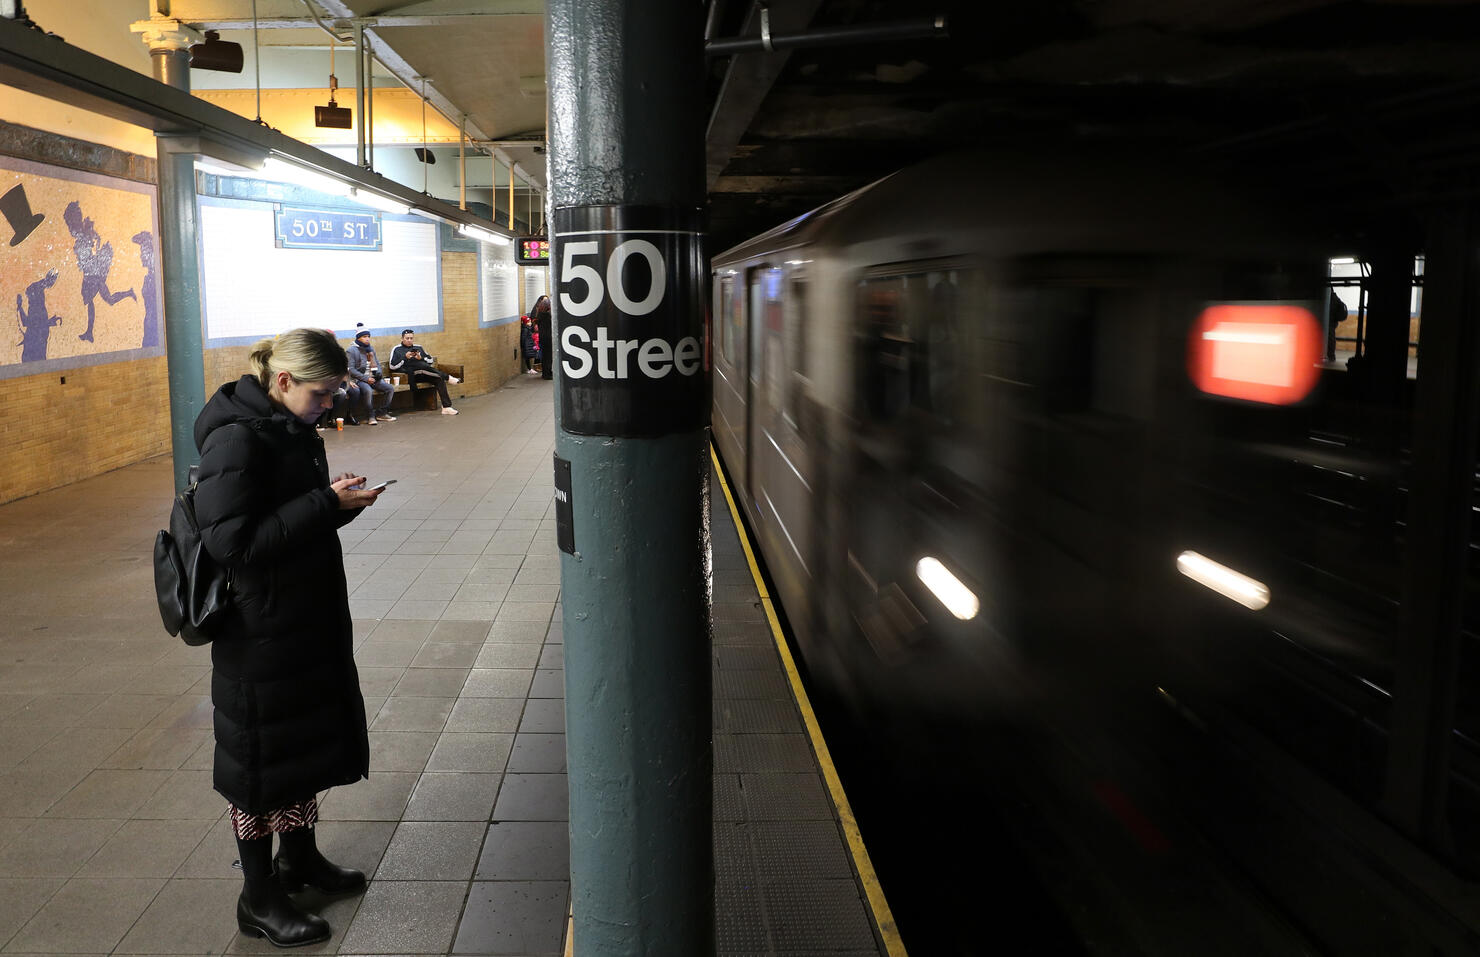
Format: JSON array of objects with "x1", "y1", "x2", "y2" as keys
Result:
[
  {"x1": 237, "y1": 880, "x2": 331, "y2": 947},
  {"x1": 275, "y1": 830, "x2": 367, "y2": 896}
]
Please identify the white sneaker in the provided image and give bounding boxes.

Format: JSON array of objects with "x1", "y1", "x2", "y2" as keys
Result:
[
  {"x1": 448, "y1": 376, "x2": 461, "y2": 385},
  {"x1": 441, "y1": 406, "x2": 459, "y2": 415},
  {"x1": 367, "y1": 417, "x2": 378, "y2": 425},
  {"x1": 379, "y1": 412, "x2": 396, "y2": 421}
]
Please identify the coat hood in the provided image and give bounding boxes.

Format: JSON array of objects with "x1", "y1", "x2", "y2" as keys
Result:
[{"x1": 193, "y1": 375, "x2": 283, "y2": 452}]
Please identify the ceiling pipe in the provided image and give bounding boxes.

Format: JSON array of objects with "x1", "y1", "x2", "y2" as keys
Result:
[
  {"x1": 703, "y1": 0, "x2": 728, "y2": 42},
  {"x1": 705, "y1": 13, "x2": 947, "y2": 56},
  {"x1": 294, "y1": 0, "x2": 351, "y2": 43},
  {"x1": 352, "y1": 20, "x2": 364, "y2": 167}
]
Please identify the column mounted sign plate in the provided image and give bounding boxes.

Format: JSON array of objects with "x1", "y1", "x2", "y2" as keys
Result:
[
  {"x1": 553, "y1": 455, "x2": 575, "y2": 555},
  {"x1": 552, "y1": 206, "x2": 709, "y2": 437}
]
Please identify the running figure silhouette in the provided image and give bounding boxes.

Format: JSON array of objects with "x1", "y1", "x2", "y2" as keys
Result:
[{"x1": 63, "y1": 200, "x2": 135, "y2": 342}]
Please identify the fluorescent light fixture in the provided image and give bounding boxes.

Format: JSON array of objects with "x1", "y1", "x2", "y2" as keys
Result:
[
  {"x1": 351, "y1": 189, "x2": 410, "y2": 215},
  {"x1": 1176, "y1": 550, "x2": 1270, "y2": 611},
  {"x1": 409, "y1": 207, "x2": 449, "y2": 223},
  {"x1": 1329, "y1": 256, "x2": 1357, "y2": 265},
  {"x1": 262, "y1": 158, "x2": 350, "y2": 197},
  {"x1": 194, "y1": 156, "x2": 264, "y2": 177},
  {"x1": 458, "y1": 223, "x2": 512, "y2": 246},
  {"x1": 915, "y1": 556, "x2": 979, "y2": 621}
]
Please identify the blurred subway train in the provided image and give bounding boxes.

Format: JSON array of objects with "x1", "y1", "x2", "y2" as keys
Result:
[{"x1": 710, "y1": 149, "x2": 1480, "y2": 953}]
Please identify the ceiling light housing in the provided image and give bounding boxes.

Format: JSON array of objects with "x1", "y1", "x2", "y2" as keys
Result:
[{"x1": 189, "y1": 31, "x2": 244, "y2": 73}]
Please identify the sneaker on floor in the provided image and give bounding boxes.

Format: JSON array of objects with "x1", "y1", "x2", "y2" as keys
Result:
[
  {"x1": 441, "y1": 406, "x2": 459, "y2": 415},
  {"x1": 448, "y1": 375, "x2": 461, "y2": 384},
  {"x1": 378, "y1": 412, "x2": 396, "y2": 421},
  {"x1": 367, "y1": 417, "x2": 378, "y2": 425}
]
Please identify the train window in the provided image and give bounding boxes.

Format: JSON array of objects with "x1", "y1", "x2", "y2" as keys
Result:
[
  {"x1": 717, "y1": 274, "x2": 734, "y2": 365},
  {"x1": 856, "y1": 267, "x2": 968, "y2": 424},
  {"x1": 920, "y1": 273, "x2": 961, "y2": 419},
  {"x1": 783, "y1": 275, "x2": 808, "y2": 428},
  {"x1": 857, "y1": 277, "x2": 912, "y2": 420},
  {"x1": 999, "y1": 260, "x2": 1155, "y2": 421}
]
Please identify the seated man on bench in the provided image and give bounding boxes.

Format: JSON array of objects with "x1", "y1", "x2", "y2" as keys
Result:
[
  {"x1": 348, "y1": 328, "x2": 396, "y2": 425},
  {"x1": 390, "y1": 328, "x2": 460, "y2": 415}
]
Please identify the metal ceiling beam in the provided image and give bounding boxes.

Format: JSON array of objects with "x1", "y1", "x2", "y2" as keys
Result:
[
  {"x1": 0, "y1": 17, "x2": 514, "y2": 235},
  {"x1": 183, "y1": 14, "x2": 537, "y2": 30},
  {"x1": 704, "y1": 0, "x2": 825, "y2": 190}
]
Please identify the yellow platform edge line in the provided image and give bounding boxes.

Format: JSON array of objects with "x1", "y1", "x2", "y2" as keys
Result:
[{"x1": 710, "y1": 444, "x2": 909, "y2": 957}]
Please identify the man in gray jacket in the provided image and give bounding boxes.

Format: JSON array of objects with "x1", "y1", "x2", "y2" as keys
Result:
[{"x1": 347, "y1": 329, "x2": 396, "y2": 425}]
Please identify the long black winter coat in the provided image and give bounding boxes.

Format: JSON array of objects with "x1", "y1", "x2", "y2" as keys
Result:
[
  {"x1": 534, "y1": 309, "x2": 552, "y2": 374},
  {"x1": 193, "y1": 375, "x2": 369, "y2": 813}
]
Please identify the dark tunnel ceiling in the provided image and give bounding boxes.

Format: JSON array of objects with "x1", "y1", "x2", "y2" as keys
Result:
[{"x1": 702, "y1": 0, "x2": 1480, "y2": 252}]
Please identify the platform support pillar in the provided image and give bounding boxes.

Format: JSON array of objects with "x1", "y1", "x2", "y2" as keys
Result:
[
  {"x1": 142, "y1": 22, "x2": 208, "y2": 493},
  {"x1": 547, "y1": 0, "x2": 713, "y2": 954},
  {"x1": 1385, "y1": 207, "x2": 1480, "y2": 854}
]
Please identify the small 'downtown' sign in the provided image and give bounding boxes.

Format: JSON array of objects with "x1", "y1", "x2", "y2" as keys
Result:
[{"x1": 551, "y1": 205, "x2": 709, "y2": 437}]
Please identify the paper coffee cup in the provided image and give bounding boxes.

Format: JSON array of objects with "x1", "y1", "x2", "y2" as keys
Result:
[
  {"x1": 335, "y1": 417, "x2": 344, "y2": 431},
  {"x1": 393, "y1": 375, "x2": 401, "y2": 386}
]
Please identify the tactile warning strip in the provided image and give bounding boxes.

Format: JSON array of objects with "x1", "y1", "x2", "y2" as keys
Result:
[
  {"x1": 750, "y1": 820, "x2": 856, "y2": 881},
  {"x1": 764, "y1": 879, "x2": 880, "y2": 952},
  {"x1": 714, "y1": 732, "x2": 818, "y2": 773},
  {"x1": 712, "y1": 620, "x2": 774, "y2": 646},
  {"x1": 714, "y1": 698, "x2": 805, "y2": 734},
  {"x1": 708, "y1": 458, "x2": 893, "y2": 957},
  {"x1": 716, "y1": 668, "x2": 792, "y2": 700},
  {"x1": 715, "y1": 645, "x2": 780, "y2": 670},
  {"x1": 739, "y1": 772, "x2": 835, "y2": 821}
]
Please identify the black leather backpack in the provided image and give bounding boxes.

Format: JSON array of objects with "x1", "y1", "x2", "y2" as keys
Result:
[{"x1": 153, "y1": 465, "x2": 231, "y2": 645}]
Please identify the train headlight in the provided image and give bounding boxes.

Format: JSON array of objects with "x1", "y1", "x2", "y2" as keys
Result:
[
  {"x1": 1176, "y1": 550, "x2": 1270, "y2": 610},
  {"x1": 915, "y1": 557, "x2": 980, "y2": 621}
]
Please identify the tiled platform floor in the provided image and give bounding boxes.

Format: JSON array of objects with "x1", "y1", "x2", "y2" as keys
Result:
[{"x1": 0, "y1": 373, "x2": 884, "y2": 956}]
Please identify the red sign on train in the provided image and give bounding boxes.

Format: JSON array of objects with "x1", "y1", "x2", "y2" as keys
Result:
[{"x1": 1187, "y1": 303, "x2": 1322, "y2": 405}]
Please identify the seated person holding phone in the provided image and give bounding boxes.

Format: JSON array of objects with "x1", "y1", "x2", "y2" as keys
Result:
[
  {"x1": 346, "y1": 329, "x2": 396, "y2": 425},
  {"x1": 389, "y1": 329, "x2": 459, "y2": 415}
]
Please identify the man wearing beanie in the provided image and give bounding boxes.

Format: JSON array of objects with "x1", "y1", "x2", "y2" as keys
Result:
[{"x1": 346, "y1": 329, "x2": 396, "y2": 425}]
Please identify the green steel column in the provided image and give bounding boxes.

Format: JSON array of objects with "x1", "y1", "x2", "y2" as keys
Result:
[
  {"x1": 150, "y1": 43, "x2": 208, "y2": 493},
  {"x1": 546, "y1": 0, "x2": 713, "y2": 954},
  {"x1": 157, "y1": 146, "x2": 207, "y2": 492}
]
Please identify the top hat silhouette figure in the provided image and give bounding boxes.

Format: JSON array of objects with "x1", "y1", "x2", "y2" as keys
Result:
[{"x1": 0, "y1": 184, "x2": 45, "y2": 247}]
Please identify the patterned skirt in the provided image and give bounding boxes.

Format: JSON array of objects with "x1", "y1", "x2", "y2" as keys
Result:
[{"x1": 229, "y1": 797, "x2": 318, "y2": 840}]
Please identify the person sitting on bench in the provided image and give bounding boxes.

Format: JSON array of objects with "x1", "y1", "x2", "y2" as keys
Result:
[
  {"x1": 389, "y1": 329, "x2": 459, "y2": 415},
  {"x1": 347, "y1": 328, "x2": 396, "y2": 425}
]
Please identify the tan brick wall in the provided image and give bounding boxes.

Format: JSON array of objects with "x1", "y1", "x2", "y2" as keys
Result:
[
  {"x1": 0, "y1": 356, "x2": 172, "y2": 504},
  {"x1": 1, "y1": 248, "x2": 525, "y2": 505}
]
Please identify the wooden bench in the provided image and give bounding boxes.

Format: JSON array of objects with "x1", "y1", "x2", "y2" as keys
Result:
[{"x1": 387, "y1": 363, "x2": 464, "y2": 413}]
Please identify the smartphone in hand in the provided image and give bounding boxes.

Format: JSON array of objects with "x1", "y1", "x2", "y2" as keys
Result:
[{"x1": 368, "y1": 479, "x2": 397, "y2": 492}]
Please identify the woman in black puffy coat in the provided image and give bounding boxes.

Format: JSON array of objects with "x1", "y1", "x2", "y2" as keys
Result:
[{"x1": 193, "y1": 328, "x2": 385, "y2": 947}]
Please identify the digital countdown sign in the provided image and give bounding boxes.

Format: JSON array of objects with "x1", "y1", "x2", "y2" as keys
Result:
[{"x1": 516, "y1": 236, "x2": 549, "y2": 265}]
